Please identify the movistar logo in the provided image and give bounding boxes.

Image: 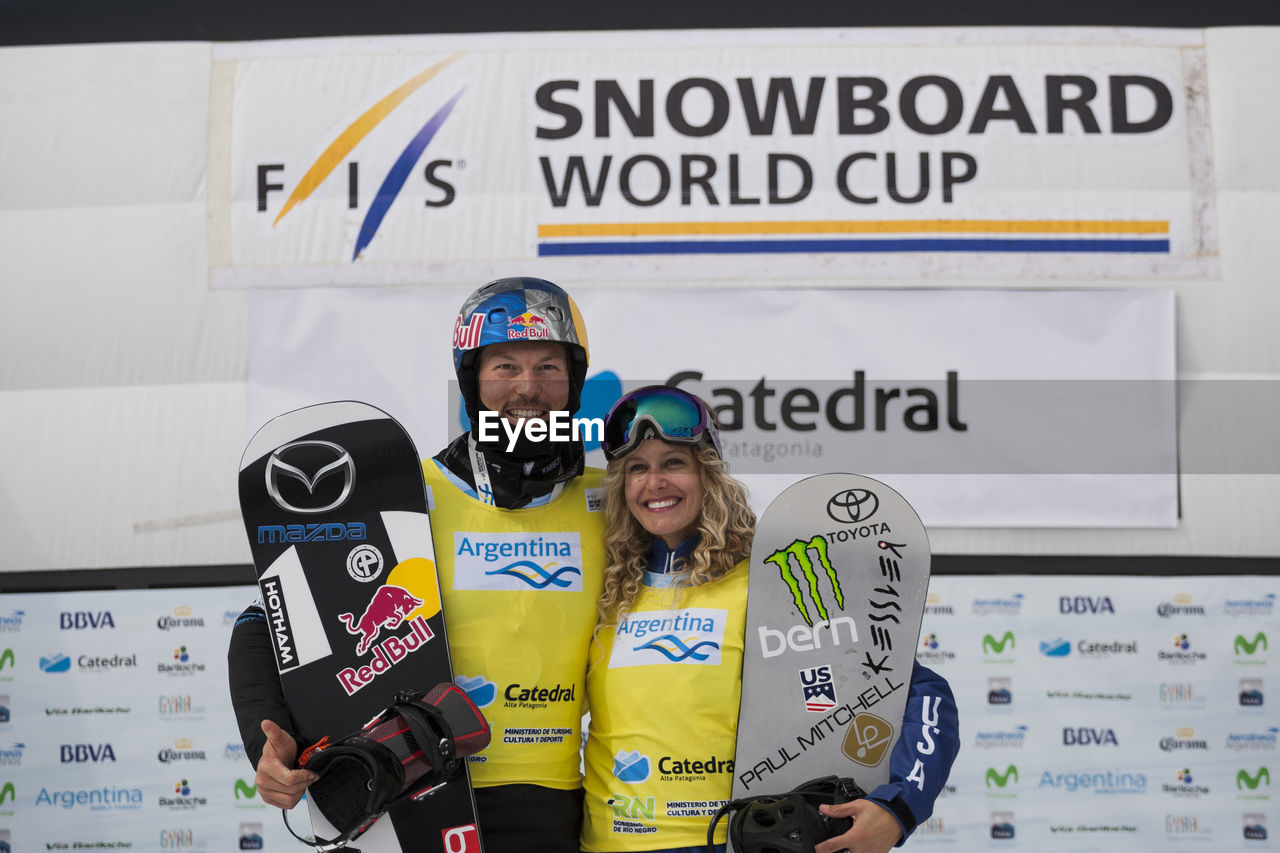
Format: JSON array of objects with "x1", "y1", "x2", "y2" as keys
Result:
[
  {"x1": 635, "y1": 634, "x2": 720, "y2": 662},
  {"x1": 0, "y1": 649, "x2": 13, "y2": 670},
  {"x1": 984, "y1": 632, "x2": 1015, "y2": 654},
  {"x1": 1237, "y1": 767, "x2": 1271, "y2": 790},
  {"x1": 0, "y1": 781, "x2": 14, "y2": 803},
  {"x1": 234, "y1": 779, "x2": 257, "y2": 800},
  {"x1": 765, "y1": 536, "x2": 842, "y2": 627},
  {"x1": 986, "y1": 766, "x2": 1019, "y2": 788},
  {"x1": 1235, "y1": 633, "x2": 1268, "y2": 655}
]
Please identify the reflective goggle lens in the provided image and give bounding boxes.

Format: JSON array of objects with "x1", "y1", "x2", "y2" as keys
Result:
[{"x1": 602, "y1": 386, "x2": 716, "y2": 461}]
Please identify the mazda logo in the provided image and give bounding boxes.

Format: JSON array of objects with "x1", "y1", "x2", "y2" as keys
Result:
[
  {"x1": 826, "y1": 488, "x2": 879, "y2": 524},
  {"x1": 265, "y1": 440, "x2": 356, "y2": 515}
]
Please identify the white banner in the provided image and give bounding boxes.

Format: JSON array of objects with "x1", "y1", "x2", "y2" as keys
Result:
[
  {"x1": 210, "y1": 28, "x2": 1217, "y2": 287},
  {"x1": 248, "y1": 287, "x2": 1176, "y2": 527}
]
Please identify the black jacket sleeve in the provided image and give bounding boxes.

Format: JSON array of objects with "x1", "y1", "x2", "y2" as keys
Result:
[{"x1": 226, "y1": 604, "x2": 303, "y2": 769}]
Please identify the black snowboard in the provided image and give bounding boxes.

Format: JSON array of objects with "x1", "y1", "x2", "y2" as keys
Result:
[
  {"x1": 239, "y1": 400, "x2": 483, "y2": 853},
  {"x1": 732, "y1": 474, "x2": 931, "y2": 802}
]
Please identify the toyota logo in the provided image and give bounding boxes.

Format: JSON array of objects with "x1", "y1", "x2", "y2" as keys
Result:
[
  {"x1": 826, "y1": 488, "x2": 879, "y2": 524},
  {"x1": 265, "y1": 440, "x2": 356, "y2": 515}
]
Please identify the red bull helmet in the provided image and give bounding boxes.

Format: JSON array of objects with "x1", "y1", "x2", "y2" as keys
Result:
[{"x1": 451, "y1": 277, "x2": 590, "y2": 428}]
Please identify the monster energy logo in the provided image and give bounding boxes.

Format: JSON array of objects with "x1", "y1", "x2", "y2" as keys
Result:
[
  {"x1": 1237, "y1": 767, "x2": 1271, "y2": 790},
  {"x1": 765, "y1": 536, "x2": 843, "y2": 627},
  {"x1": 1235, "y1": 633, "x2": 1268, "y2": 655},
  {"x1": 234, "y1": 779, "x2": 256, "y2": 800},
  {"x1": 983, "y1": 632, "x2": 1015, "y2": 654},
  {"x1": 986, "y1": 766, "x2": 1019, "y2": 787}
]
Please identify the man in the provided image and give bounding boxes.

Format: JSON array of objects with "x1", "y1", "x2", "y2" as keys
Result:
[{"x1": 229, "y1": 277, "x2": 604, "y2": 852}]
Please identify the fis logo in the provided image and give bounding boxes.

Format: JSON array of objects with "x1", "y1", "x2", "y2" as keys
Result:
[
  {"x1": 800, "y1": 665, "x2": 837, "y2": 712},
  {"x1": 259, "y1": 56, "x2": 466, "y2": 262},
  {"x1": 765, "y1": 536, "x2": 842, "y2": 627}
]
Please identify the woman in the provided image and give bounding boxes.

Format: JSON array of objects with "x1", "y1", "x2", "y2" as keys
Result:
[{"x1": 580, "y1": 386, "x2": 958, "y2": 853}]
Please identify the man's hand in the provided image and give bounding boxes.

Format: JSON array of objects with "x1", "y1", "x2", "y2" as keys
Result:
[
  {"x1": 813, "y1": 798, "x2": 904, "y2": 853},
  {"x1": 254, "y1": 720, "x2": 317, "y2": 809}
]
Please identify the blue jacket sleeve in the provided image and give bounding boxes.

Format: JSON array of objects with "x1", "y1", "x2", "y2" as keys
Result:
[{"x1": 864, "y1": 661, "x2": 959, "y2": 846}]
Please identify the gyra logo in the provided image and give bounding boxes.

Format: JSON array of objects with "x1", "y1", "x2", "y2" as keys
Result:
[
  {"x1": 612, "y1": 750, "x2": 651, "y2": 783},
  {"x1": 264, "y1": 440, "x2": 356, "y2": 516},
  {"x1": 256, "y1": 55, "x2": 465, "y2": 261},
  {"x1": 765, "y1": 536, "x2": 842, "y2": 627}
]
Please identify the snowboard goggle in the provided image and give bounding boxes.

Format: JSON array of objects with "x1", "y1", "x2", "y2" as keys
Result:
[{"x1": 601, "y1": 386, "x2": 721, "y2": 462}]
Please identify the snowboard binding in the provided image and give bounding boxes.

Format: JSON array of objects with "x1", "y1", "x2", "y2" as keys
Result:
[
  {"x1": 286, "y1": 682, "x2": 491, "y2": 851},
  {"x1": 707, "y1": 775, "x2": 866, "y2": 853}
]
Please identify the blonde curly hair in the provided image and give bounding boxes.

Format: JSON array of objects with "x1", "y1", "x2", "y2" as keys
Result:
[{"x1": 594, "y1": 442, "x2": 755, "y2": 629}]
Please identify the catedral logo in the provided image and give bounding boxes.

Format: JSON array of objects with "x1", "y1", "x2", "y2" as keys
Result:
[
  {"x1": 533, "y1": 71, "x2": 1178, "y2": 257},
  {"x1": 335, "y1": 585, "x2": 435, "y2": 696},
  {"x1": 254, "y1": 56, "x2": 465, "y2": 261}
]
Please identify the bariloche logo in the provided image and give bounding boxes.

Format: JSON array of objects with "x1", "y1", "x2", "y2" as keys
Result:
[
  {"x1": 265, "y1": 441, "x2": 356, "y2": 515},
  {"x1": 826, "y1": 488, "x2": 879, "y2": 524},
  {"x1": 269, "y1": 55, "x2": 464, "y2": 261},
  {"x1": 1236, "y1": 633, "x2": 1268, "y2": 655},
  {"x1": 634, "y1": 635, "x2": 719, "y2": 663},
  {"x1": 765, "y1": 536, "x2": 842, "y2": 627}
]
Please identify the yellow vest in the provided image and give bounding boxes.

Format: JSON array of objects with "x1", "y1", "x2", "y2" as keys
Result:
[
  {"x1": 581, "y1": 561, "x2": 747, "y2": 850},
  {"x1": 423, "y1": 461, "x2": 606, "y2": 789}
]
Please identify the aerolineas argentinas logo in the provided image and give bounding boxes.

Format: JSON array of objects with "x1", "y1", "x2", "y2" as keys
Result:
[
  {"x1": 609, "y1": 608, "x2": 729, "y2": 668},
  {"x1": 453, "y1": 532, "x2": 583, "y2": 592}
]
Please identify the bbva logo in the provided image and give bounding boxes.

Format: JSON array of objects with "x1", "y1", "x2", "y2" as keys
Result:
[
  {"x1": 60, "y1": 744, "x2": 117, "y2": 763},
  {"x1": 59, "y1": 611, "x2": 115, "y2": 630},
  {"x1": 1059, "y1": 596, "x2": 1114, "y2": 614},
  {"x1": 1063, "y1": 728, "x2": 1119, "y2": 746}
]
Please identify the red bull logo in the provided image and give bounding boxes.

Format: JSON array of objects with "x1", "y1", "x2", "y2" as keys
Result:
[
  {"x1": 452, "y1": 313, "x2": 486, "y2": 351},
  {"x1": 339, "y1": 585, "x2": 423, "y2": 655},
  {"x1": 335, "y1": 616, "x2": 434, "y2": 696},
  {"x1": 507, "y1": 311, "x2": 550, "y2": 341}
]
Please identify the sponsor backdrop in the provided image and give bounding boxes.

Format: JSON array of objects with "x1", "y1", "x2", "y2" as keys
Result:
[{"x1": 1, "y1": 575, "x2": 1275, "y2": 850}]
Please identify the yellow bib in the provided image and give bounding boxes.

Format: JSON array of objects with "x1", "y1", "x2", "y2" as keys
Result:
[
  {"x1": 423, "y1": 461, "x2": 606, "y2": 789},
  {"x1": 581, "y1": 561, "x2": 747, "y2": 850}
]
